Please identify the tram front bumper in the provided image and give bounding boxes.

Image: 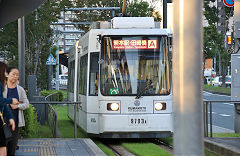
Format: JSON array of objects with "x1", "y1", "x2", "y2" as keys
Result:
[{"x1": 99, "y1": 113, "x2": 173, "y2": 133}]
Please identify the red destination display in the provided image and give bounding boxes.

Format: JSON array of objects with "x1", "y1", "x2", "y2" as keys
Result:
[{"x1": 112, "y1": 39, "x2": 158, "y2": 49}]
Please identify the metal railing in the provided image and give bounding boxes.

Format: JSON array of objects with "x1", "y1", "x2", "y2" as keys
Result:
[
  {"x1": 45, "y1": 93, "x2": 59, "y2": 138},
  {"x1": 204, "y1": 100, "x2": 240, "y2": 137},
  {"x1": 30, "y1": 93, "x2": 81, "y2": 138}
]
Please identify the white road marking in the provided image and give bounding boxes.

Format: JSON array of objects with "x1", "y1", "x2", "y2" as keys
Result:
[
  {"x1": 203, "y1": 91, "x2": 230, "y2": 97},
  {"x1": 223, "y1": 103, "x2": 234, "y2": 106},
  {"x1": 208, "y1": 124, "x2": 234, "y2": 133},
  {"x1": 219, "y1": 114, "x2": 231, "y2": 117},
  {"x1": 208, "y1": 112, "x2": 216, "y2": 114}
]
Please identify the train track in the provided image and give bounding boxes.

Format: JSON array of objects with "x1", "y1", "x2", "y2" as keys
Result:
[
  {"x1": 152, "y1": 138, "x2": 174, "y2": 155},
  {"x1": 100, "y1": 139, "x2": 136, "y2": 156},
  {"x1": 99, "y1": 138, "x2": 173, "y2": 156}
]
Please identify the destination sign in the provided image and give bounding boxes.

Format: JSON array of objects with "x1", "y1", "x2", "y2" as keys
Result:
[{"x1": 112, "y1": 39, "x2": 158, "y2": 49}]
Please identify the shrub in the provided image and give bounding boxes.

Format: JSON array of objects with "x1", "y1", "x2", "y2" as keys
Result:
[
  {"x1": 20, "y1": 104, "x2": 40, "y2": 138},
  {"x1": 41, "y1": 90, "x2": 64, "y2": 101}
]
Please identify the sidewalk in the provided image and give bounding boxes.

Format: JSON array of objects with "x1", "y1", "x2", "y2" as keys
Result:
[
  {"x1": 15, "y1": 138, "x2": 106, "y2": 156},
  {"x1": 209, "y1": 124, "x2": 234, "y2": 133},
  {"x1": 205, "y1": 125, "x2": 240, "y2": 156},
  {"x1": 205, "y1": 138, "x2": 240, "y2": 156}
]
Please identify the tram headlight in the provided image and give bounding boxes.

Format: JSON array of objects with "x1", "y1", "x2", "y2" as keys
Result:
[
  {"x1": 154, "y1": 102, "x2": 166, "y2": 111},
  {"x1": 107, "y1": 103, "x2": 119, "y2": 111}
]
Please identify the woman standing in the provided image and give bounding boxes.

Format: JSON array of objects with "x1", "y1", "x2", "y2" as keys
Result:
[
  {"x1": 0, "y1": 62, "x2": 19, "y2": 156},
  {"x1": 3, "y1": 66, "x2": 29, "y2": 156}
]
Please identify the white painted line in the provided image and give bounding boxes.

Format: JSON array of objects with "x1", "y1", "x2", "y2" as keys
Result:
[
  {"x1": 219, "y1": 114, "x2": 231, "y2": 117},
  {"x1": 208, "y1": 111, "x2": 216, "y2": 114},
  {"x1": 223, "y1": 103, "x2": 234, "y2": 106}
]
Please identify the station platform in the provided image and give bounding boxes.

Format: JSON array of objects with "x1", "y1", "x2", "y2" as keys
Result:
[
  {"x1": 15, "y1": 138, "x2": 106, "y2": 156},
  {"x1": 205, "y1": 137, "x2": 240, "y2": 156}
]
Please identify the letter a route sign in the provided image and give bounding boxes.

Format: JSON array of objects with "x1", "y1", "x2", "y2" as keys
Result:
[
  {"x1": 46, "y1": 54, "x2": 56, "y2": 65},
  {"x1": 224, "y1": 0, "x2": 234, "y2": 7}
]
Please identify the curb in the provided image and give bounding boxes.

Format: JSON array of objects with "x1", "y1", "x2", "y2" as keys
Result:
[
  {"x1": 203, "y1": 89, "x2": 231, "y2": 96},
  {"x1": 204, "y1": 138, "x2": 240, "y2": 156}
]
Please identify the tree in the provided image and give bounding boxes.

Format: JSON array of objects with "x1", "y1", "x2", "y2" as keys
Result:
[
  {"x1": 127, "y1": 0, "x2": 153, "y2": 17},
  {"x1": 203, "y1": 2, "x2": 231, "y2": 87},
  {"x1": 74, "y1": 0, "x2": 159, "y2": 31},
  {"x1": 75, "y1": 0, "x2": 121, "y2": 31}
]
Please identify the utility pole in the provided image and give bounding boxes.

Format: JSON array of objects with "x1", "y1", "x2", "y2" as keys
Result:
[
  {"x1": 18, "y1": 17, "x2": 25, "y2": 88},
  {"x1": 173, "y1": 0, "x2": 203, "y2": 155},
  {"x1": 163, "y1": 0, "x2": 172, "y2": 29},
  {"x1": 232, "y1": 0, "x2": 240, "y2": 133},
  {"x1": 56, "y1": 34, "x2": 60, "y2": 91},
  {"x1": 163, "y1": 0, "x2": 167, "y2": 28}
]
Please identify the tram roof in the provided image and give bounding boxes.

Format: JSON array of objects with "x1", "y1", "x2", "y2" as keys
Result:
[{"x1": 89, "y1": 28, "x2": 172, "y2": 36}]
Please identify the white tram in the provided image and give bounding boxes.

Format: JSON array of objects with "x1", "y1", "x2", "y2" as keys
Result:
[{"x1": 67, "y1": 17, "x2": 173, "y2": 138}]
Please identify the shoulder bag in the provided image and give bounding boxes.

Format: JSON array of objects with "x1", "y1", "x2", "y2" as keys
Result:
[{"x1": 0, "y1": 107, "x2": 13, "y2": 141}]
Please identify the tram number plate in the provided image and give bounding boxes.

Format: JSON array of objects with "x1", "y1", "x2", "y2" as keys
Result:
[{"x1": 129, "y1": 117, "x2": 147, "y2": 126}]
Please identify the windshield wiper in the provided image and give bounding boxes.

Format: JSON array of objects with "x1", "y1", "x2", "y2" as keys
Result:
[{"x1": 135, "y1": 81, "x2": 152, "y2": 99}]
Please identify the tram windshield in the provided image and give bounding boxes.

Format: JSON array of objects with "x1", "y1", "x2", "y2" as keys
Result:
[{"x1": 100, "y1": 36, "x2": 171, "y2": 96}]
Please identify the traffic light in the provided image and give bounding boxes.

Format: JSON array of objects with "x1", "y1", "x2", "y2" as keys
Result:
[{"x1": 228, "y1": 36, "x2": 232, "y2": 45}]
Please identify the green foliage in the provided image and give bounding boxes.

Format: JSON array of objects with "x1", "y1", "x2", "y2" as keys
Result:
[
  {"x1": 93, "y1": 139, "x2": 116, "y2": 156},
  {"x1": 41, "y1": 90, "x2": 64, "y2": 101},
  {"x1": 204, "y1": 2, "x2": 219, "y2": 25},
  {"x1": 75, "y1": 0, "x2": 157, "y2": 32},
  {"x1": 213, "y1": 132, "x2": 240, "y2": 137},
  {"x1": 20, "y1": 104, "x2": 40, "y2": 138},
  {"x1": 159, "y1": 137, "x2": 173, "y2": 146},
  {"x1": 54, "y1": 105, "x2": 87, "y2": 138},
  {"x1": 75, "y1": 0, "x2": 121, "y2": 31},
  {"x1": 122, "y1": 142, "x2": 171, "y2": 156},
  {"x1": 203, "y1": 84, "x2": 230, "y2": 95},
  {"x1": 127, "y1": 0, "x2": 154, "y2": 18},
  {"x1": 203, "y1": 2, "x2": 231, "y2": 77},
  {"x1": 205, "y1": 150, "x2": 220, "y2": 156}
]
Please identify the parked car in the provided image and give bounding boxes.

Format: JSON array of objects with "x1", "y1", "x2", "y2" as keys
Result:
[
  {"x1": 59, "y1": 75, "x2": 68, "y2": 85},
  {"x1": 211, "y1": 76, "x2": 222, "y2": 87},
  {"x1": 224, "y1": 76, "x2": 231, "y2": 88},
  {"x1": 211, "y1": 76, "x2": 231, "y2": 88}
]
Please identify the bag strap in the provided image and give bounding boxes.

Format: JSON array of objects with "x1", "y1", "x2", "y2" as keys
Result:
[{"x1": 0, "y1": 111, "x2": 6, "y2": 125}]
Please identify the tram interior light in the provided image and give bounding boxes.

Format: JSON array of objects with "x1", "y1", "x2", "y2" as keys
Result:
[
  {"x1": 107, "y1": 103, "x2": 119, "y2": 111},
  {"x1": 154, "y1": 102, "x2": 166, "y2": 111}
]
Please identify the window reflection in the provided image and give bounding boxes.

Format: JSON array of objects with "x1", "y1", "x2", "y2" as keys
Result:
[{"x1": 100, "y1": 36, "x2": 171, "y2": 96}]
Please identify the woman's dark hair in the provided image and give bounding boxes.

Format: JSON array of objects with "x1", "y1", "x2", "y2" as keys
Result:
[
  {"x1": 0, "y1": 62, "x2": 8, "y2": 89},
  {"x1": 7, "y1": 66, "x2": 18, "y2": 74}
]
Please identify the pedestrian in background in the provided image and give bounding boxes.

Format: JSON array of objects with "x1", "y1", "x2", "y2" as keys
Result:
[
  {"x1": 3, "y1": 66, "x2": 29, "y2": 156},
  {"x1": 0, "y1": 62, "x2": 19, "y2": 156}
]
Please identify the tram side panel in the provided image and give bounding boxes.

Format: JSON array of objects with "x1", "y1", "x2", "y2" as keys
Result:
[
  {"x1": 71, "y1": 30, "x2": 101, "y2": 134},
  {"x1": 85, "y1": 30, "x2": 103, "y2": 134},
  {"x1": 67, "y1": 45, "x2": 76, "y2": 120}
]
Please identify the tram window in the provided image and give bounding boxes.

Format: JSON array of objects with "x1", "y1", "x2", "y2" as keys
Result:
[
  {"x1": 79, "y1": 54, "x2": 88, "y2": 95},
  {"x1": 69, "y1": 61, "x2": 75, "y2": 93},
  {"x1": 100, "y1": 36, "x2": 171, "y2": 96},
  {"x1": 89, "y1": 53, "x2": 99, "y2": 96}
]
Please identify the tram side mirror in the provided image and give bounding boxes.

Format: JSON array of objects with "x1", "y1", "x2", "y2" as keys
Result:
[{"x1": 98, "y1": 59, "x2": 104, "y2": 64}]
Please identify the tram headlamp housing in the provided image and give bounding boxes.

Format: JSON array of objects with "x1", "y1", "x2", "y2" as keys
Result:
[
  {"x1": 154, "y1": 102, "x2": 166, "y2": 111},
  {"x1": 107, "y1": 103, "x2": 119, "y2": 111}
]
